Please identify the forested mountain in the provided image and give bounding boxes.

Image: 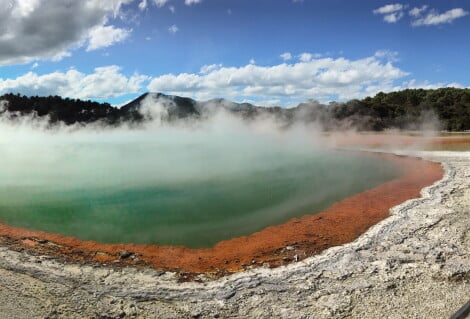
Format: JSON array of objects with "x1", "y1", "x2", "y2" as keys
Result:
[{"x1": 1, "y1": 88, "x2": 469, "y2": 131}]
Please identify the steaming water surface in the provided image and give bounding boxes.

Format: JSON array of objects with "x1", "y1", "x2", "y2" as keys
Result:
[{"x1": 0, "y1": 119, "x2": 400, "y2": 248}]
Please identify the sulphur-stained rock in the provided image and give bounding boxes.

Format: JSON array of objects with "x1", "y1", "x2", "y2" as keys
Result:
[{"x1": 119, "y1": 250, "x2": 133, "y2": 259}]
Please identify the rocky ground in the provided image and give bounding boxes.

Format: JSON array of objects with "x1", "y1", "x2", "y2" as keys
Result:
[{"x1": 0, "y1": 151, "x2": 469, "y2": 319}]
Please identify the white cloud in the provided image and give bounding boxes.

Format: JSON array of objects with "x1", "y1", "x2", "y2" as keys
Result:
[
  {"x1": 185, "y1": 0, "x2": 202, "y2": 5},
  {"x1": 152, "y1": 0, "x2": 170, "y2": 7},
  {"x1": 138, "y1": 0, "x2": 148, "y2": 10},
  {"x1": 0, "y1": 66, "x2": 148, "y2": 100},
  {"x1": 298, "y1": 53, "x2": 313, "y2": 62},
  {"x1": 200, "y1": 64, "x2": 223, "y2": 74},
  {"x1": 383, "y1": 11, "x2": 404, "y2": 23},
  {"x1": 241, "y1": 99, "x2": 282, "y2": 107},
  {"x1": 373, "y1": 3, "x2": 406, "y2": 23},
  {"x1": 412, "y1": 8, "x2": 469, "y2": 26},
  {"x1": 86, "y1": 25, "x2": 131, "y2": 51},
  {"x1": 147, "y1": 53, "x2": 409, "y2": 102},
  {"x1": 403, "y1": 79, "x2": 464, "y2": 90},
  {"x1": 10, "y1": 0, "x2": 41, "y2": 18},
  {"x1": 139, "y1": 0, "x2": 169, "y2": 10},
  {"x1": 280, "y1": 52, "x2": 292, "y2": 61},
  {"x1": 362, "y1": 78, "x2": 466, "y2": 97},
  {"x1": 31, "y1": 62, "x2": 39, "y2": 69},
  {"x1": 374, "y1": 50, "x2": 399, "y2": 62},
  {"x1": 373, "y1": 4, "x2": 403, "y2": 15},
  {"x1": 168, "y1": 25, "x2": 179, "y2": 34},
  {"x1": 249, "y1": 58, "x2": 256, "y2": 65},
  {"x1": 3, "y1": 55, "x2": 461, "y2": 105},
  {"x1": 409, "y1": 5, "x2": 428, "y2": 17},
  {"x1": 298, "y1": 53, "x2": 321, "y2": 62},
  {"x1": 373, "y1": 4, "x2": 467, "y2": 27},
  {"x1": 0, "y1": 0, "x2": 134, "y2": 65},
  {"x1": 169, "y1": 5, "x2": 176, "y2": 13}
]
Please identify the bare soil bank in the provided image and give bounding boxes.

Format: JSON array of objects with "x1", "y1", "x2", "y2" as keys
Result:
[{"x1": 0, "y1": 153, "x2": 442, "y2": 276}]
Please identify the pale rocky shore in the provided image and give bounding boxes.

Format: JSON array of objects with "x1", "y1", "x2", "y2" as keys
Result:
[{"x1": 0, "y1": 151, "x2": 469, "y2": 319}]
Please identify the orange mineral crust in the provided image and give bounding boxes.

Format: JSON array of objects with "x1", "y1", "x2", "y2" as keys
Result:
[
  {"x1": 329, "y1": 133, "x2": 470, "y2": 150},
  {"x1": 0, "y1": 153, "x2": 443, "y2": 277}
]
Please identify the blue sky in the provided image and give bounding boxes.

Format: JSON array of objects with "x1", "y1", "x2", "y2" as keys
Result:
[{"x1": 0, "y1": 0, "x2": 468, "y2": 107}]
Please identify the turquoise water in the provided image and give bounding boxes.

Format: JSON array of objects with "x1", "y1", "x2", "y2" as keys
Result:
[{"x1": 0, "y1": 126, "x2": 400, "y2": 248}]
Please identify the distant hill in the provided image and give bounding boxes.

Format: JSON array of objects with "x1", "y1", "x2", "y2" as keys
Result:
[
  {"x1": 120, "y1": 92, "x2": 200, "y2": 120},
  {"x1": 120, "y1": 93, "x2": 255, "y2": 117},
  {"x1": 0, "y1": 88, "x2": 469, "y2": 131}
]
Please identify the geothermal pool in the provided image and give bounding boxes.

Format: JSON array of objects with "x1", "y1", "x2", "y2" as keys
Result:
[{"x1": 0, "y1": 120, "x2": 400, "y2": 248}]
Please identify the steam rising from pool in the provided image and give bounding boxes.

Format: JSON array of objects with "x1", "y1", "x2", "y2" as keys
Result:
[{"x1": 0, "y1": 101, "x2": 400, "y2": 247}]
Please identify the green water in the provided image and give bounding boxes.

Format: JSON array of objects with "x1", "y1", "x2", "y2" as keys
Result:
[
  {"x1": 0, "y1": 154, "x2": 399, "y2": 248},
  {"x1": 0, "y1": 125, "x2": 400, "y2": 248}
]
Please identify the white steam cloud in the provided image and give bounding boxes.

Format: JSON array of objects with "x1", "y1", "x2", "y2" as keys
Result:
[{"x1": 0, "y1": 96, "x2": 326, "y2": 191}]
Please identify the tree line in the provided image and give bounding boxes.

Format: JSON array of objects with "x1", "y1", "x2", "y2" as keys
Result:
[
  {"x1": 1, "y1": 88, "x2": 469, "y2": 131},
  {"x1": 326, "y1": 87, "x2": 470, "y2": 131},
  {"x1": 0, "y1": 93, "x2": 142, "y2": 125}
]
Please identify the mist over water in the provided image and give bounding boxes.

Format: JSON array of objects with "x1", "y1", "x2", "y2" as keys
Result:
[{"x1": 0, "y1": 100, "x2": 400, "y2": 248}]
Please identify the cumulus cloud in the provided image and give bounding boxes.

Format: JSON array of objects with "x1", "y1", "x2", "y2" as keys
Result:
[
  {"x1": 412, "y1": 8, "x2": 468, "y2": 26},
  {"x1": 298, "y1": 53, "x2": 321, "y2": 62},
  {"x1": 200, "y1": 64, "x2": 223, "y2": 74},
  {"x1": 373, "y1": 4, "x2": 405, "y2": 23},
  {"x1": 86, "y1": 25, "x2": 131, "y2": 51},
  {"x1": 373, "y1": 4, "x2": 403, "y2": 15},
  {"x1": 10, "y1": 0, "x2": 40, "y2": 17},
  {"x1": 360, "y1": 78, "x2": 465, "y2": 98},
  {"x1": 409, "y1": 5, "x2": 428, "y2": 17},
  {"x1": 280, "y1": 52, "x2": 292, "y2": 61},
  {"x1": 138, "y1": 0, "x2": 148, "y2": 10},
  {"x1": 168, "y1": 25, "x2": 179, "y2": 34},
  {"x1": 153, "y1": 0, "x2": 170, "y2": 7},
  {"x1": 298, "y1": 53, "x2": 313, "y2": 62},
  {"x1": 374, "y1": 4, "x2": 468, "y2": 27},
  {"x1": 0, "y1": 0, "x2": 134, "y2": 65},
  {"x1": 2, "y1": 54, "x2": 462, "y2": 105},
  {"x1": 383, "y1": 11, "x2": 404, "y2": 23},
  {"x1": 374, "y1": 50, "x2": 399, "y2": 62},
  {"x1": 0, "y1": 66, "x2": 148, "y2": 100},
  {"x1": 147, "y1": 52, "x2": 409, "y2": 101},
  {"x1": 403, "y1": 79, "x2": 464, "y2": 89},
  {"x1": 139, "y1": 0, "x2": 170, "y2": 10},
  {"x1": 185, "y1": 0, "x2": 202, "y2": 5}
]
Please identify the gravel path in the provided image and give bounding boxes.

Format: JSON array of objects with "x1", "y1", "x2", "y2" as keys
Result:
[{"x1": 0, "y1": 151, "x2": 469, "y2": 319}]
